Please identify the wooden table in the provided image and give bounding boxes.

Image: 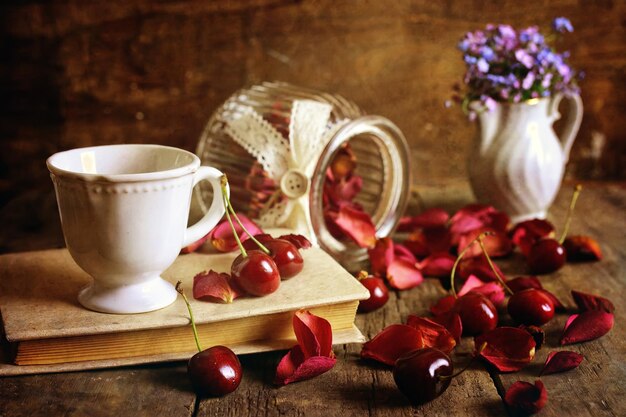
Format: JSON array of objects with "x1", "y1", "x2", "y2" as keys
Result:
[{"x1": 1, "y1": 182, "x2": 624, "y2": 417}]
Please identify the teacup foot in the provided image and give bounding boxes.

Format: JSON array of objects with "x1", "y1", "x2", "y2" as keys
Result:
[{"x1": 78, "y1": 277, "x2": 178, "y2": 314}]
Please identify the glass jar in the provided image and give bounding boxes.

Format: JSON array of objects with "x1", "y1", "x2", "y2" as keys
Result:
[{"x1": 195, "y1": 81, "x2": 410, "y2": 271}]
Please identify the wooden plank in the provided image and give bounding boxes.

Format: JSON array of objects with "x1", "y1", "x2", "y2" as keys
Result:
[{"x1": 491, "y1": 183, "x2": 626, "y2": 417}]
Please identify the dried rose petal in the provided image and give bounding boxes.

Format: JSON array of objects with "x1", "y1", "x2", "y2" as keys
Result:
[
  {"x1": 563, "y1": 235, "x2": 603, "y2": 262},
  {"x1": 403, "y1": 231, "x2": 429, "y2": 258},
  {"x1": 450, "y1": 204, "x2": 510, "y2": 243},
  {"x1": 181, "y1": 232, "x2": 211, "y2": 254},
  {"x1": 330, "y1": 146, "x2": 356, "y2": 179},
  {"x1": 571, "y1": 290, "x2": 615, "y2": 313},
  {"x1": 510, "y1": 219, "x2": 555, "y2": 257},
  {"x1": 430, "y1": 295, "x2": 456, "y2": 316},
  {"x1": 540, "y1": 350, "x2": 584, "y2": 375},
  {"x1": 275, "y1": 311, "x2": 336, "y2": 385},
  {"x1": 406, "y1": 316, "x2": 456, "y2": 353},
  {"x1": 417, "y1": 253, "x2": 456, "y2": 278},
  {"x1": 275, "y1": 345, "x2": 337, "y2": 385},
  {"x1": 192, "y1": 270, "x2": 242, "y2": 303},
  {"x1": 386, "y1": 259, "x2": 424, "y2": 290},
  {"x1": 430, "y1": 312, "x2": 463, "y2": 343},
  {"x1": 333, "y1": 205, "x2": 377, "y2": 248},
  {"x1": 211, "y1": 214, "x2": 263, "y2": 252},
  {"x1": 361, "y1": 324, "x2": 424, "y2": 366},
  {"x1": 458, "y1": 227, "x2": 513, "y2": 258},
  {"x1": 561, "y1": 310, "x2": 614, "y2": 345},
  {"x1": 475, "y1": 327, "x2": 536, "y2": 372},
  {"x1": 404, "y1": 226, "x2": 452, "y2": 258},
  {"x1": 278, "y1": 234, "x2": 313, "y2": 250},
  {"x1": 325, "y1": 175, "x2": 363, "y2": 206},
  {"x1": 458, "y1": 257, "x2": 506, "y2": 282},
  {"x1": 458, "y1": 277, "x2": 506, "y2": 308},
  {"x1": 518, "y1": 325, "x2": 545, "y2": 350},
  {"x1": 394, "y1": 243, "x2": 417, "y2": 264},
  {"x1": 508, "y1": 276, "x2": 542, "y2": 293},
  {"x1": 368, "y1": 238, "x2": 394, "y2": 276},
  {"x1": 504, "y1": 380, "x2": 547, "y2": 415},
  {"x1": 405, "y1": 208, "x2": 450, "y2": 229}
]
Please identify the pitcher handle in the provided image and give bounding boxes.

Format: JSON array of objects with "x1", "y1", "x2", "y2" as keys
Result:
[{"x1": 550, "y1": 93, "x2": 583, "y2": 163}]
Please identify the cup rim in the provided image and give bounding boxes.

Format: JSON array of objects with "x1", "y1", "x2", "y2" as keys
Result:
[{"x1": 47, "y1": 144, "x2": 200, "y2": 183}]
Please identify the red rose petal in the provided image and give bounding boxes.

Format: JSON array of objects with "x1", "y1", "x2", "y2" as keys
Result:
[
  {"x1": 386, "y1": 258, "x2": 424, "y2": 290},
  {"x1": 406, "y1": 316, "x2": 456, "y2": 353},
  {"x1": 563, "y1": 235, "x2": 603, "y2": 262},
  {"x1": 508, "y1": 276, "x2": 542, "y2": 293},
  {"x1": 540, "y1": 350, "x2": 584, "y2": 375},
  {"x1": 325, "y1": 175, "x2": 363, "y2": 206},
  {"x1": 368, "y1": 238, "x2": 394, "y2": 276},
  {"x1": 211, "y1": 214, "x2": 263, "y2": 252},
  {"x1": 571, "y1": 290, "x2": 615, "y2": 313},
  {"x1": 403, "y1": 231, "x2": 429, "y2": 258},
  {"x1": 519, "y1": 325, "x2": 545, "y2": 349},
  {"x1": 450, "y1": 204, "x2": 492, "y2": 236},
  {"x1": 458, "y1": 227, "x2": 513, "y2": 258},
  {"x1": 394, "y1": 243, "x2": 417, "y2": 264},
  {"x1": 504, "y1": 380, "x2": 547, "y2": 415},
  {"x1": 407, "y1": 208, "x2": 450, "y2": 229},
  {"x1": 475, "y1": 327, "x2": 536, "y2": 372},
  {"x1": 510, "y1": 219, "x2": 555, "y2": 257},
  {"x1": 459, "y1": 281, "x2": 506, "y2": 308},
  {"x1": 181, "y1": 232, "x2": 211, "y2": 254},
  {"x1": 192, "y1": 270, "x2": 241, "y2": 303},
  {"x1": 430, "y1": 312, "x2": 463, "y2": 343},
  {"x1": 457, "y1": 274, "x2": 487, "y2": 296},
  {"x1": 417, "y1": 253, "x2": 456, "y2": 278},
  {"x1": 430, "y1": 295, "x2": 456, "y2": 316},
  {"x1": 560, "y1": 310, "x2": 614, "y2": 345},
  {"x1": 293, "y1": 310, "x2": 334, "y2": 358},
  {"x1": 361, "y1": 324, "x2": 424, "y2": 366},
  {"x1": 277, "y1": 234, "x2": 312, "y2": 250},
  {"x1": 458, "y1": 257, "x2": 506, "y2": 282},
  {"x1": 332, "y1": 205, "x2": 377, "y2": 248},
  {"x1": 274, "y1": 345, "x2": 337, "y2": 385}
]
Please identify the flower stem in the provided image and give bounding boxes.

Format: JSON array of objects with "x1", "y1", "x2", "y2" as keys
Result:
[
  {"x1": 558, "y1": 184, "x2": 582, "y2": 244},
  {"x1": 476, "y1": 236, "x2": 514, "y2": 296},
  {"x1": 450, "y1": 231, "x2": 491, "y2": 298},
  {"x1": 175, "y1": 281, "x2": 202, "y2": 353},
  {"x1": 220, "y1": 175, "x2": 270, "y2": 255}
]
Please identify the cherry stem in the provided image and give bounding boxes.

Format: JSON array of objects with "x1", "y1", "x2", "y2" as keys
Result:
[
  {"x1": 175, "y1": 281, "x2": 203, "y2": 353},
  {"x1": 357, "y1": 270, "x2": 369, "y2": 281},
  {"x1": 222, "y1": 190, "x2": 247, "y2": 258},
  {"x1": 476, "y1": 236, "x2": 514, "y2": 296},
  {"x1": 450, "y1": 231, "x2": 492, "y2": 298},
  {"x1": 439, "y1": 342, "x2": 488, "y2": 380},
  {"x1": 220, "y1": 175, "x2": 271, "y2": 256},
  {"x1": 558, "y1": 184, "x2": 583, "y2": 244}
]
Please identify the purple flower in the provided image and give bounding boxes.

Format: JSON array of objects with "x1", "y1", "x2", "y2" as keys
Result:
[
  {"x1": 515, "y1": 49, "x2": 535, "y2": 68},
  {"x1": 477, "y1": 58, "x2": 490, "y2": 73},
  {"x1": 522, "y1": 72, "x2": 535, "y2": 89},
  {"x1": 552, "y1": 17, "x2": 574, "y2": 33}
]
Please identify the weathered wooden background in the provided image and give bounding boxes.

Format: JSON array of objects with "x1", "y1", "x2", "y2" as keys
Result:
[{"x1": 1, "y1": 0, "x2": 625, "y2": 206}]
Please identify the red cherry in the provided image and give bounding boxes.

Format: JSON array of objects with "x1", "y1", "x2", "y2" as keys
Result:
[
  {"x1": 527, "y1": 238, "x2": 566, "y2": 274},
  {"x1": 245, "y1": 238, "x2": 303, "y2": 279},
  {"x1": 231, "y1": 250, "x2": 280, "y2": 296},
  {"x1": 452, "y1": 292, "x2": 498, "y2": 336},
  {"x1": 393, "y1": 348, "x2": 453, "y2": 405},
  {"x1": 187, "y1": 345, "x2": 242, "y2": 397},
  {"x1": 357, "y1": 272, "x2": 389, "y2": 312},
  {"x1": 507, "y1": 288, "x2": 555, "y2": 325}
]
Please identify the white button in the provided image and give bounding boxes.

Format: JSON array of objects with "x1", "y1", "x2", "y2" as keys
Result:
[{"x1": 280, "y1": 169, "x2": 309, "y2": 199}]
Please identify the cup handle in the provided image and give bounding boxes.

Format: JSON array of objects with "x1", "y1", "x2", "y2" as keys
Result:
[
  {"x1": 182, "y1": 166, "x2": 228, "y2": 248},
  {"x1": 550, "y1": 93, "x2": 583, "y2": 163}
]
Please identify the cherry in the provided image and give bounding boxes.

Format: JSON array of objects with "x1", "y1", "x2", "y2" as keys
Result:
[
  {"x1": 220, "y1": 175, "x2": 280, "y2": 296},
  {"x1": 452, "y1": 292, "x2": 498, "y2": 335},
  {"x1": 244, "y1": 237, "x2": 303, "y2": 279},
  {"x1": 526, "y1": 184, "x2": 582, "y2": 275},
  {"x1": 356, "y1": 271, "x2": 389, "y2": 313},
  {"x1": 508, "y1": 289, "x2": 555, "y2": 326},
  {"x1": 188, "y1": 345, "x2": 242, "y2": 397},
  {"x1": 175, "y1": 282, "x2": 242, "y2": 397},
  {"x1": 527, "y1": 238, "x2": 566, "y2": 274},
  {"x1": 231, "y1": 250, "x2": 280, "y2": 296},
  {"x1": 393, "y1": 348, "x2": 453, "y2": 405}
]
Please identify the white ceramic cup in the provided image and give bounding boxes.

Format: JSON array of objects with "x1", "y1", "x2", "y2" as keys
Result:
[{"x1": 47, "y1": 144, "x2": 226, "y2": 314}]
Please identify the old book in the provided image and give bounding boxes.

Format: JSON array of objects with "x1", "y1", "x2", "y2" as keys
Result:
[{"x1": 0, "y1": 247, "x2": 369, "y2": 375}]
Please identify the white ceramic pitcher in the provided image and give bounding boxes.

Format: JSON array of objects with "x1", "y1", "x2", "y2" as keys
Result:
[{"x1": 468, "y1": 94, "x2": 583, "y2": 223}]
